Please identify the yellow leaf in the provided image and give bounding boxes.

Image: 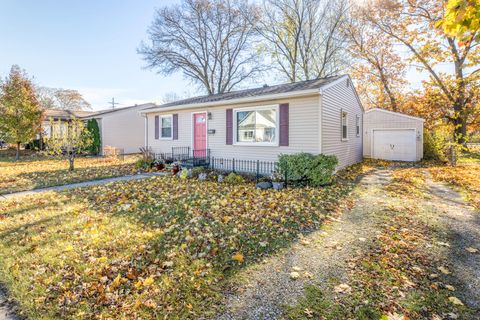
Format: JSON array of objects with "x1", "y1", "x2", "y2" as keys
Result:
[
  {"x1": 448, "y1": 296, "x2": 464, "y2": 306},
  {"x1": 98, "y1": 256, "x2": 107, "y2": 264},
  {"x1": 232, "y1": 252, "x2": 244, "y2": 263},
  {"x1": 143, "y1": 276, "x2": 155, "y2": 287}
]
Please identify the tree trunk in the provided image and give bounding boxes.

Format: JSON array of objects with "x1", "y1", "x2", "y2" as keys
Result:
[
  {"x1": 69, "y1": 153, "x2": 75, "y2": 171},
  {"x1": 453, "y1": 115, "x2": 468, "y2": 145},
  {"x1": 15, "y1": 142, "x2": 20, "y2": 161}
]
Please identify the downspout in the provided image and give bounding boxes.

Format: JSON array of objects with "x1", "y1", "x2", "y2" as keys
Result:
[
  {"x1": 142, "y1": 114, "x2": 148, "y2": 150},
  {"x1": 318, "y1": 89, "x2": 323, "y2": 154}
]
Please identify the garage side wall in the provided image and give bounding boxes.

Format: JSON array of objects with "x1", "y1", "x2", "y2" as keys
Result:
[
  {"x1": 363, "y1": 110, "x2": 423, "y2": 161},
  {"x1": 100, "y1": 108, "x2": 146, "y2": 154},
  {"x1": 321, "y1": 78, "x2": 363, "y2": 169}
]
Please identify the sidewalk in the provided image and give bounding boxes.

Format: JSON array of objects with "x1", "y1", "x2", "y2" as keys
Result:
[{"x1": 1, "y1": 172, "x2": 167, "y2": 201}]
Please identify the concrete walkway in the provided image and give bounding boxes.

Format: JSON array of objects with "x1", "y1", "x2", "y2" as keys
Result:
[{"x1": 0, "y1": 172, "x2": 168, "y2": 201}]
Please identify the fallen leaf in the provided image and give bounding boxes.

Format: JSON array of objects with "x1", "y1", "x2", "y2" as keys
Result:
[
  {"x1": 445, "y1": 285, "x2": 455, "y2": 291},
  {"x1": 290, "y1": 272, "x2": 300, "y2": 280},
  {"x1": 438, "y1": 266, "x2": 451, "y2": 275},
  {"x1": 448, "y1": 296, "x2": 464, "y2": 306},
  {"x1": 143, "y1": 276, "x2": 155, "y2": 287},
  {"x1": 334, "y1": 283, "x2": 352, "y2": 294},
  {"x1": 232, "y1": 253, "x2": 244, "y2": 263},
  {"x1": 465, "y1": 247, "x2": 478, "y2": 253}
]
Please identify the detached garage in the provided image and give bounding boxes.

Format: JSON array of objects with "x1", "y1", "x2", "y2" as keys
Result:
[{"x1": 363, "y1": 108, "x2": 424, "y2": 162}]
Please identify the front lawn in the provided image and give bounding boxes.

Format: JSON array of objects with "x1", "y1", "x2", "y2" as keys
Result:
[
  {"x1": 0, "y1": 174, "x2": 354, "y2": 319},
  {"x1": 0, "y1": 155, "x2": 139, "y2": 194}
]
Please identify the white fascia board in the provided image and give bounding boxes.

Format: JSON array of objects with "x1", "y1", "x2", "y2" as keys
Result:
[
  {"x1": 366, "y1": 108, "x2": 425, "y2": 122},
  {"x1": 140, "y1": 88, "x2": 320, "y2": 115}
]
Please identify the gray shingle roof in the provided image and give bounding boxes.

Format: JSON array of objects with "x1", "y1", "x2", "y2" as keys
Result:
[
  {"x1": 85, "y1": 103, "x2": 155, "y2": 118},
  {"x1": 145, "y1": 75, "x2": 344, "y2": 110}
]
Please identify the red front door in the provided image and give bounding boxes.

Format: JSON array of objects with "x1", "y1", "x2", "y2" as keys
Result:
[{"x1": 193, "y1": 113, "x2": 207, "y2": 157}]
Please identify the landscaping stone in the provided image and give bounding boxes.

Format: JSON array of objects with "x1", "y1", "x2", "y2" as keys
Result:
[{"x1": 256, "y1": 181, "x2": 272, "y2": 189}]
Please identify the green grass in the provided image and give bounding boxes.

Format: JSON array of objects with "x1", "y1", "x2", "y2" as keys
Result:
[
  {"x1": 0, "y1": 155, "x2": 139, "y2": 194},
  {"x1": 0, "y1": 175, "x2": 355, "y2": 319}
]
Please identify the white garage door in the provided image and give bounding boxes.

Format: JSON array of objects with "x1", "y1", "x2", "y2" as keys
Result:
[{"x1": 373, "y1": 129, "x2": 417, "y2": 161}]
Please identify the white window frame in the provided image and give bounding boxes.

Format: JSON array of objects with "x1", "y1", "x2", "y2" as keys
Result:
[
  {"x1": 159, "y1": 114, "x2": 173, "y2": 140},
  {"x1": 233, "y1": 105, "x2": 279, "y2": 146},
  {"x1": 356, "y1": 115, "x2": 360, "y2": 137},
  {"x1": 341, "y1": 111, "x2": 348, "y2": 141}
]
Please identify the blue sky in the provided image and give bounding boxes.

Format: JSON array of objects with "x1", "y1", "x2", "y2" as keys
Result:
[
  {"x1": 1, "y1": 1, "x2": 435, "y2": 111},
  {"x1": 0, "y1": 0, "x2": 187, "y2": 110}
]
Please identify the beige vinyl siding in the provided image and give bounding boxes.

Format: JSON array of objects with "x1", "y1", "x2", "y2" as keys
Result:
[
  {"x1": 363, "y1": 109, "x2": 423, "y2": 161},
  {"x1": 98, "y1": 106, "x2": 148, "y2": 154},
  {"x1": 321, "y1": 78, "x2": 363, "y2": 169},
  {"x1": 147, "y1": 95, "x2": 320, "y2": 162}
]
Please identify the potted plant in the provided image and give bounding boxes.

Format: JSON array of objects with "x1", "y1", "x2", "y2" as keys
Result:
[
  {"x1": 271, "y1": 171, "x2": 284, "y2": 190},
  {"x1": 153, "y1": 159, "x2": 165, "y2": 171},
  {"x1": 171, "y1": 161, "x2": 181, "y2": 175}
]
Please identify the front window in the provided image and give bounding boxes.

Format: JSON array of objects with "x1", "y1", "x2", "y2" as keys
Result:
[
  {"x1": 160, "y1": 115, "x2": 172, "y2": 138},
  {"x1": 235, "y1": 106, "x2": 278, "y2": 145},
  {"x1": 341, "y1": 111, "x2": 348, "y2": 140}
]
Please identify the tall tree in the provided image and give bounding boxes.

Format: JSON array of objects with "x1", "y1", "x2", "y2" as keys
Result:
[
  {"x1": 363, "y1": 0, "x2": 480, "y2": 144},
  {"x1": 443, "y1": 0, "x2": 480, "y2": 39},
  {"x1": 37, "y1": 87, "x2": 91, "y2": 110},
  {"x1": 0, "y1": 65, "x2": 43, "y2": 160},
  {"x1": 139, "y1": 0, "x2": 263, "y2": 95},
  {"x1": 258, "y1": 0, "x2": 348, "y2": 82},
  {"x1": 343, "y1": 7, "x2": 407, "y2": 111}
]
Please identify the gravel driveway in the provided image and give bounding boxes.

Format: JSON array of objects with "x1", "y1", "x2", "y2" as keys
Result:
[{"x1": 216, "y1": 168, "x2": 480, "y2": 319}]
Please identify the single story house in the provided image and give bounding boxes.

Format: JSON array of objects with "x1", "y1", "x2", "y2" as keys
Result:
[
  {"x1": 84, "y1": 103, "x2": 155, "y2": 155},
  {"x1": 363, "y1": 108, "x2": 424, "y2": 161},
  {"x1": 42, "y1": 109, "x2": 94, "y2": 139},
  {"x1": 140, "y1": 75, "x2": 365, "y2": 169}
]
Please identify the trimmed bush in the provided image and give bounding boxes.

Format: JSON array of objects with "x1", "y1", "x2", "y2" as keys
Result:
[
  {"x1": 224, "y1": 172, "x2": 244, "y2": 184},
  {"x1": 277, "y1": 153, "x2": 338, "y2": 187}
]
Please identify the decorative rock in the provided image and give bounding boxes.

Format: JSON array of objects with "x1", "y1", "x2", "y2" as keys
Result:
[
  {"x1": 218, "y1": 175, "x2": 224, "y2": 183},
  {"x1": 198, "y1": 173, "x2": 207, "y2": 181},
  {"x1": 256, "y1": 181, "x2": 273, "y2": 189}
]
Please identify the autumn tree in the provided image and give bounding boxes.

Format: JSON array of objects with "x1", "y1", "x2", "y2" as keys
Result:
[
  {"x1": 139, "y1": 0, "x2": 263, "y2": 95},
  {"x1": 45, "y1": 117, "x2": 92, "y2": 171},
  {"x1": 443, "y1": 0, "x2": 480, "y2": 39},
  {"x1": 343, "y1": 6, "x2": 407, "y2": 111},
  {"x1": 258, "y1": 0, "x2": 348, "y2": 82},
  {"x1": 362, "y1": 0, "x2": 480, "y2": 144},
  {"x1": 37, "y1": 87, "x2": 91, "y2": 110},
  {"x1": 0, "y1": 65, "x2": 43, "y2": 160}
]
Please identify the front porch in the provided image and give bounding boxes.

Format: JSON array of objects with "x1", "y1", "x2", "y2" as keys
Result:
[{"x1": 154, "y1": 147, "x2": 210, "y2": 168}]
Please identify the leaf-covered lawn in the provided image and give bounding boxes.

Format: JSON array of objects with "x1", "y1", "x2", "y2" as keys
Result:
[
  {"x1": 0, "y1": 156, "x2": 139, "y2": 194},
  {"x1": 0, "y1": 175, "x2": 354, "y2": 319},
  {"x1": 428, "y1": 151, "x2": 480, "y2": 209}
]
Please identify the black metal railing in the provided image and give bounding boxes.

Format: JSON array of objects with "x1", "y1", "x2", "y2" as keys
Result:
[
  {"x1": 154, "y1": 147, "x2": 210, "y2": 167},
  {"x1": 210, "y1": 157, "x2": 278, "y2": 177}
]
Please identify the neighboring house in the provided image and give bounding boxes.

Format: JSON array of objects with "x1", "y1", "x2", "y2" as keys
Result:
[
  {"x1": 363, "y1": 108, "x2": 424, "y2": 161},
  {"x1": 41, "y1": 109, "x2": 94, "y2": 139},
  {"x1": 84, "y1": 103, "x2": 155, "y2": 155},
  {"x1": 140, "y1": 75, "x2": 364, "y2": 169}
]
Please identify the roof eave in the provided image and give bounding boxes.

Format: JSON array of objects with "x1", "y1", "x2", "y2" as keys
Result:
[{"x1": 140, "y1": 88, "x2": 321, "y2": 115}]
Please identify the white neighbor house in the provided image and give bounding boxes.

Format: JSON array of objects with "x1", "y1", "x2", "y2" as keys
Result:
[
  {"x1": 84, "y1": 103, "x2": 155, "y2": 155},
  {"x1": 141, "y1": 75, "x2": 366, "y2": 169}
]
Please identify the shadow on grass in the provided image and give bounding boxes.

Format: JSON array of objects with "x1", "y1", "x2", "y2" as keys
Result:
[
  {"x1": 1, "y1": 163, "x2": 135, "y2": 195},
  {"x1": 0, "y1": 163, "x2": 364, "y2": 319}
]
